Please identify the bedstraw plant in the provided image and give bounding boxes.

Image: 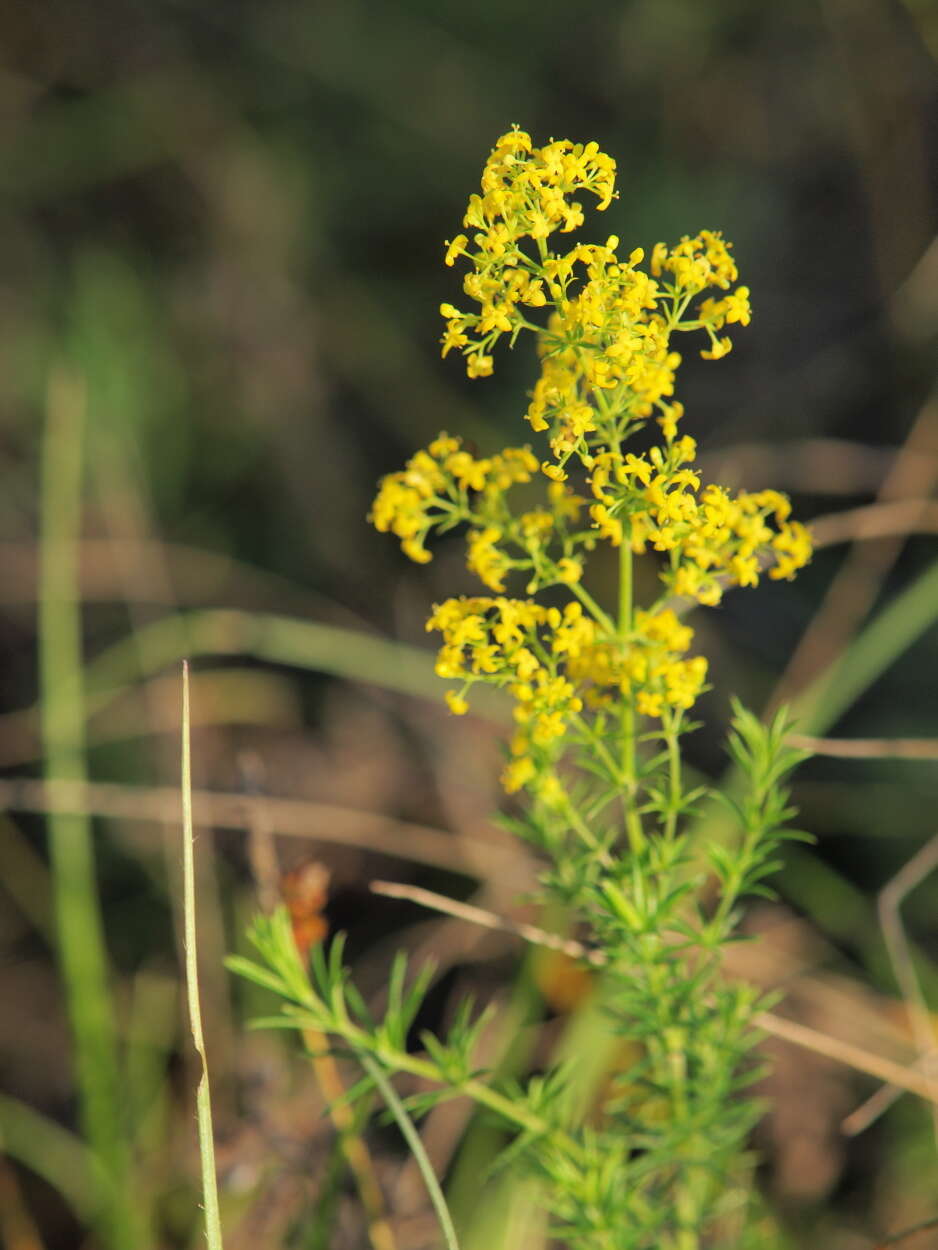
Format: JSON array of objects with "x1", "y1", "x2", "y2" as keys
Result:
[{"x1": 231, "y1": 128, "x2": 814, "y2": 1249}]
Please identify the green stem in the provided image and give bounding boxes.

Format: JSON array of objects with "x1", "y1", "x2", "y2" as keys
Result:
[
  {"x1": 568, "y1": 580, "x2": 616, "y2": 633},
  {"x1": 563, "y1": 796, "x2": 613, "y2": 866},
  {"x1": 286, "y1": 1004, "x2": 579, "y2": 1156},
  {"x1": 571, "y1": 713, "x2": 625, "y2": 786},
  {"x1": 663, "y1": 710, "x2": 683, "y2": 842},
  {"x1": 618, "y1": 538, "x2": 645, "y2": 853},
  {"x1": 39, "y1": 368, "x2": 138, "y2": 1249},
  {"x1": 359, "y1": 1054, "x2": 460, "y2": 1250}
]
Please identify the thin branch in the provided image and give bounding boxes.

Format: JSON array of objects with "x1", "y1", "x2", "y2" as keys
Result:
[
  {"x1": 877, "y1": 833, "x2": 938, "y2": 1141},
  {"x1": 788, "y1": 734, "x2": 938, "y2": 760},
  {"x1": 371, "y1": 879, "x2": 606, "y2": 966},
  {"x1": 808, "y1": 498, "x2": 938, "y2": 549},
  {"x1": 841, "y1": 1048, "x2": 938, "y2": 1137},
  {"x1": 369, "y1": 880, "x2": 938, "y2": 1108}
]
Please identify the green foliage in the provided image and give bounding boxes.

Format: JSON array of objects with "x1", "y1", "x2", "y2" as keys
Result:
[
  {"x1": 230, "y1": 128, "x2": 819, "y2": 1249},
  {"x1": 232, "y1": 699, "x2": 810, "y2": 1249}
]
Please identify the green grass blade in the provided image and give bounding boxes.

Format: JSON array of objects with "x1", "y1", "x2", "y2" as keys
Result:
[
  {"x1": 78, "y1": 609, "x2": 510, "y2": 725},
  {"x1": 793, "y1": 556, "x2": 938, "y2": 735},
  {"x1": 0, "y1": 1092, "x2": 111, "y2": 1225}
]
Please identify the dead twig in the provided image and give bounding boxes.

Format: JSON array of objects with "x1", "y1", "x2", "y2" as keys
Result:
[
  {"x1": 369, "y1": 880, "x2": 938, "y2": 1109},
  {"x1": 876, "y1": 833, "x2": 938, "y2": 1141},
  {"x1": 789, "y1": 734, "x2": 938, "y2": 760},
  {"x1": 873, "y1": 1212, "x2": 938, "y2": 1249},
  {"x1": 808, "y1": 498, "x2": 938, "y2": 548}
]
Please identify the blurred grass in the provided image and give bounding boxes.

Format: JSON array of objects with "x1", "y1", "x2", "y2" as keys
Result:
[
  {"x1": 1, "y1": 1, "x2": 937, "y2": 1247},
  {"x1": 39, "y1": 368, "x2": 139, "y2": 1248}
]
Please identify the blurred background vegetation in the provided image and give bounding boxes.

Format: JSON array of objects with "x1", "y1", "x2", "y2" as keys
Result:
[{"x1": 2, "y1": 1, "x2": 938, "y2": 1247}]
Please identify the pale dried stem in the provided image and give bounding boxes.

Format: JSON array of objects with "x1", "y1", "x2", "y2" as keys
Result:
[
  {"x1": 788, "y1": 734, "x2": 938, "y2": 760},
  {"x1": 0, "y1": 775, "x2": 529, "y2": 882},
  {"x1": 809, "y1": 498, "x2": 938, "y2": 548},
  {"x1": 842, "y1": 833, "x2": 938, "y2": 1137},
  {"x1": 236, "y1": 753, "x2": 282, "y2": 916},
  {"x1": 369, "y1": 880, "x2": 938, "y2": 1108},
  {"x1": 877, "y1": 832, "x2": 938, "y2": 1140}
]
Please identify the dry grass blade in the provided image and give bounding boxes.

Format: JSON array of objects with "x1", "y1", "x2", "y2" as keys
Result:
[
  {"x1": 841, "y1": 1048, "x2": 938, "y2": 1137},
  {"x1": 371, "y1": 879, "x2": 606, "y2": 967},
  {"x1": 181, "y1": 662, "x2": 224, "y2": 1250},
  {"x1": 0, "y1": 776, "x2": 529, "y2": 880}
]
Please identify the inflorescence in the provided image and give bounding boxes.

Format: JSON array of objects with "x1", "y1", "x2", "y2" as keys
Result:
[{"x1": 370, "y1": 127, "x2": 812, "y2": 798}]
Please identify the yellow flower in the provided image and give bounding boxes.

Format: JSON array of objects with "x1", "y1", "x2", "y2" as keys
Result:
[
  {"x1": 502, "y1": 756, "x2": 536, "y2": 793},
  {"x1": 769, "y1": 521, "x2": 813, "y2": 580},
  {"x1": 535, "y1": 772, "x2": 566, "y2": 808},
  {"x1": 472, "y1": 644, "x2": 501, "y2": 674},
  {"x1": 466, "y1": 353, "x2": 494, "y2": 378},
  {"x1": 435, "y1": 645, "x2": 465, "y2": 679},
  {"x1": 446, "y1": 451, "x2": 491, "y2": 491},
  {"x1": 590, "y1": 503, "x2": 623, "y2": 546},
  {"x1": 441, "y1": 321, "x2": 469, "y2": 356},
  {"x1": 541, "y1": 461, "x2": 568, "y2": 483},
  {"x1": 551, "y1": 602, "x2": 596, "y2": 658},
  {"x1": 637, "y1": 690, "x2": 663, "y2": 718},
  {"x1": 402, "y1": 538, "x2": 432, "y2": 564},
  {"x1": 729, "y1": 554, "x2": 759, "y2": 588},
  {"x1": 467, "y1": 527, "x2": 511, "y2": 592},
  {"x1": 445, "y1": 690, "x2": 469, "y2": 715},
  {"x1": 556, "y1": 557, "x2": 583, "y2": 585},
  {"x1": 444, "y1": 235, "x2": 469, "y2": 266}
]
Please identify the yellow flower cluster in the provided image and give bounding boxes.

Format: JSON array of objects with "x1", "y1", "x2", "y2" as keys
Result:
[
  {"x1": 369, "y1": 435, "x2": 538, "y2": 565},
  {"x1": 371, "y1": 128, "x2": 813, "y2": 798},
  {"x1": 524, "y1": 241, "x2": 678, "y2": 452},
  {"x1": 440, "y1": 128, "x2": 616, "y2": 378},
  {"x1": 565, "y1": 607, "x2": 708, "y2": 719},
  {"x1": 587, "y1": 436, "x2": 812, "y2": 603},
  {"x1": 426, "y1": 595, "x2": 709, "y2": 790},
  {"x1": 440, "y1": 128, "x2": 753, "y2": 479},
  {"x1": 426, "y1": 597, "x2": 584, "y2": 792},
  {"x1": 372, "y1": 432, "x2": 594, "y2": 594}
]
